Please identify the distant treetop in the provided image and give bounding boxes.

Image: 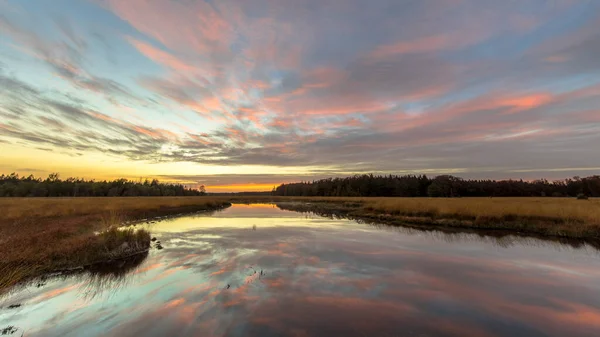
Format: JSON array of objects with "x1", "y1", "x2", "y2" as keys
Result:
[
  {"x1": 0, "y1": 173, "x2": 206, "y2": 197},
  {"x1": 272, "y1": 174, "x2": 600, "y2": 198}
]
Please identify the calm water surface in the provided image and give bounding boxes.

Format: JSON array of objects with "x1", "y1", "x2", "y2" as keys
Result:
[{"x1": 2, "y1": 204, "x2": 600, "y2": 337}]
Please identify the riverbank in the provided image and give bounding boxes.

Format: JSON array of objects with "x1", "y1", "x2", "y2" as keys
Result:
[
  {"x1": 2, "y1": 196, "x2": 599, "y2": 292},
  {"x1": 268, "y1": 197, "x2": 600, "y2": 239},
  {"x1": 0, "y1": 197, "x2": 231, "y2": 291}
]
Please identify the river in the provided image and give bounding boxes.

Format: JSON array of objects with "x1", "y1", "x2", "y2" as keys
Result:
[{"x1": 1, "y1": 203, "x2": 599, "y2": 336}]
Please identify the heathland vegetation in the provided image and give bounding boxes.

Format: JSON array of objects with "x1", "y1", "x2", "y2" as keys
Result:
[
  {"x1": 0, "y1": 197, "x2": 231, "y2": 291},
  {"x1": 273, "y1": 174, "x2": 600, "y2": 198},
  {"x1": 1, "y1": 171, "x2": 600, "y2": 292},
  {"x1": 0, "y1": 173, "x2": 205, "y2": 197},
  {"x1": 272, "y1": 196, "x2": 600, "y2": 239},
  {"x1": 1, "y1": 195, "x2": 599, "y2": 291}
]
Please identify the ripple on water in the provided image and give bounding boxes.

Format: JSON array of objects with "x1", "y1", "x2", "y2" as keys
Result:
[{"x1": 1, "y1": 204, "x2": 600, "y2": 337}]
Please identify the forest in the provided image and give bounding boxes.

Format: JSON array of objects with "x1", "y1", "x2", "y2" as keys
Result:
[
  {"x1": 3, "y1": 172, "x2": 599, "y2": 198},
  {"x1": 273, "y1": 174, "x2": 600, "y2": 198},
  {"x1": 0, "y1": 173, "x2": 205, "y2": 197}
]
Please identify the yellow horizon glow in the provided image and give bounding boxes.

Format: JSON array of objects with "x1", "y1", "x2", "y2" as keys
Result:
[
  {"x1": 0, "y1": 143, "x2": 284, "y2": 192},
  {"x1": 206, "y1": 183, "x2": 277, "y2": 193}
]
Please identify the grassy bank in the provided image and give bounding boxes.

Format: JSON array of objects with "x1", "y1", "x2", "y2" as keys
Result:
[
  {"x1": 2, "y1": 196, "x2": 599, "y2": 291},
  {"x1": 0, "y1": 197, "x2": 231, "y2": 291},
  {"x1": 265, "y1": 197, "x2": 600, "y2": 239}
]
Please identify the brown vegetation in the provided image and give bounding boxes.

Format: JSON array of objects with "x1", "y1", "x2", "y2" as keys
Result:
[
  {"x1": 1, "y1": 196, "x2": 599, "y2": 292},
  {"x1": 0, "y1": 197, "x2": 231, "y2": 291},
  {"x1": 266, "y1": 196, "x2": 600, "y2": 238}
]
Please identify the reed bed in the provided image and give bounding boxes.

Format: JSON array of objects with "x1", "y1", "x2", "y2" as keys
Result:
[
  {"x1": 361, "y1": 197, "x2": 600, "y2": 225},
  {"x1": 0, "y1": 197, "x2": 231, "y2": 292},
  {"x1": 269, "y1": 197, "x2": 600, "y2": 238},
  {"x1": 0, "y1": 196, "x2": 231, "y2": 224},
  {"x1": 1, "y1": 196, "x2": 598, "y2": 292}
]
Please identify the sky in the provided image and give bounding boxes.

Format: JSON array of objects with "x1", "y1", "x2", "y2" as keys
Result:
[{"x1": 1, "y1": 0, "x2": 599, "y2": 192}]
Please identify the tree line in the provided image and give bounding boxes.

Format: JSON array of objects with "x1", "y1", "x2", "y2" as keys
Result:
[
  {"x1": 273, "y1": 174, "x2": 600, "y2": 198},
  {"x1": 0, "y1": 173, "x2": 206, "y2": 197}
]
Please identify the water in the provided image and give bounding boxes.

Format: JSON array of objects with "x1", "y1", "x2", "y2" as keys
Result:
[{"x1": 2, "y1": 203, "x2": 600, "y2": 337}]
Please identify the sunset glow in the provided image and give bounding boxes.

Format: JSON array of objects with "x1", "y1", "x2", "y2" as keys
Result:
[{"x1": 1, "y1": 0, "x2": 599, "y2": 192}]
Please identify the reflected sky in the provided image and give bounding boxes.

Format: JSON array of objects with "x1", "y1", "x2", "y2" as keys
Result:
[{"x1": 1, "y1": 204, "x2": 600, "y2": 337}]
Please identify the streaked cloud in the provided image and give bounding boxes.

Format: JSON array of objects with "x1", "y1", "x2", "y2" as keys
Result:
[{"x1": 1, "y1": 0, "x2": 600, "y2": 190}]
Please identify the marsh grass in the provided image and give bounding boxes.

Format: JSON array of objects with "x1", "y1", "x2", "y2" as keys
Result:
[
  {"x1": 1, "y1": 196, "x2": 599, "y2": 291},
  {"x1": 229, "y1": 196, "x2": 600, "y2": 225},
  {"x1": 361, "y1": 197, "x2": 600, "y2": 225},
  {"x1": 100, "y1": 210, "x2": 124, "y2": 228},
  {"x1": 0, "y1": 197, "x2": 230, "y2": 292},
  {"x1": 271, "y1": 197, "x2": 600, "y2": 238},
  {"x1": 0, "y1": 227, "x2": 151, "y2": 292},
  {"x1": 0, "y1": 197, "x2": 231, "y2": 224}
]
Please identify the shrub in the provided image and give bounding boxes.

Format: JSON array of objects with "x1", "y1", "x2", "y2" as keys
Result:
[{"x1": 577, "y1": 193, "x2": 589, "y2": 200}]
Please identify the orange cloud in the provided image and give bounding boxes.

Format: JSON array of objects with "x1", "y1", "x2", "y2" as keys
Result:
[
  {"x1": 132, "y1": 126, "x2": 178, "y2": 140},
  {"x1": 392, "y1": 91, "x2": 557, "y2": 131},
  {"x1": 128, "y1": 38, "x2": 196, "y2": 73},
  {"x1": 269, "y1": 118, "x2": 291, "y2": 128},
  {"x1": 34, "y1": 284, "x2": 79, "y2": 302},
  {"x1": 134, "y1": 262, "x2": 164, "y2": 274},
  {"x1": 163, "y1": 298, "x2": 186, "y2": 310},
  {"x1": 210, "y1": 269, "x2": 228, "y2": 276},
  {"x1": 501, "y1": 93, "x2": 554, "y2": 114},
  {"x1": 186, "y1": 133, "x2": 215, "y2": 146}
]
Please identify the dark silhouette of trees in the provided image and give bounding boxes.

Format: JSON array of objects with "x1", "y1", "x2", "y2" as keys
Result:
[
  {"x1": 273, "y1": 174, "x2": 600, "y2": 198},
  {"x1": 4, "y1": 172, "x2": 599, "y2": 198},
  {"x1": 0, "y1": 173, "x2": 206, "y2": 197}
]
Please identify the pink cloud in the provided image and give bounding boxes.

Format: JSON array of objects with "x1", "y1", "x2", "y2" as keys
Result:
[
  {"x1": 132, "y1": 126, "x2": 178, "y2": 140},
  {"x1": 356, "y1": 89, "x2": 573, "y2": 149},
  {"x1": 87, "y1": 111, "x2": 124, "y2": 125},
  {"x1": 128, "y1": 38, "x2": 196, "y2": 73},
  {"x1": 500, "y1": 93, "x2": 555, "y2": 114},
  {"x1": 185, "y1": 133, "x2": 215, "y2": 146},
  {"x1": 367, "y1": 27, "x2": 494, "y2": 61},
  {"x1": 237, "y1": 106, "x2": 269, "y2": 128},
  {"x1": 423, "y1": 91, "x2": 556, "y2": 125},
  {"x1": 105, "y1": 0, "x2": 233, "y2": 56},
  {"x1": 163, "y1": 298, "x2": 186, "y2": 310}
]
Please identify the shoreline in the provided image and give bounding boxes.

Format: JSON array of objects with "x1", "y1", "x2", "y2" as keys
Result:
[
  {"x1": 0, "y1": 199, "x2": 231, "y2": 292},
  {"x1": 270, "y1": 199, "x2": 600, "y2": 240},
  {"x1": 2, "y1": 196, "x2": 600, "y2": 292}
]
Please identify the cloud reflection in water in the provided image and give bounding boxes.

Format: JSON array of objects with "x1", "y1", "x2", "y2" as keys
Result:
[{"x1": 1, "y1": 204, "x2": 599, "y2": 337}]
